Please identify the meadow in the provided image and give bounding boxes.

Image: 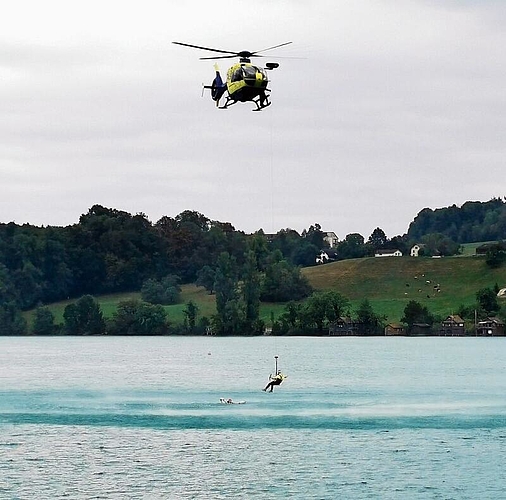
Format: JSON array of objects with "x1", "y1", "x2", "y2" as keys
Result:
[
  {"x1": 25, "y1": 250, "x2": 506, "y2": 328},
  {"x1": 303, "y1": 253, "x2": 506, "y2": 321}
]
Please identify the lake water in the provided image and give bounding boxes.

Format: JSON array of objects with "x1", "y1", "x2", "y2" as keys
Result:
[{"x1": 1, "y1": 336, "x2": 505, "y2": 499}]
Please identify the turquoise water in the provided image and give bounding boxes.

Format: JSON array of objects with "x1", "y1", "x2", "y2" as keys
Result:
[{"x1": 1, "y1": 336, "x2": 505, "y2": 499}]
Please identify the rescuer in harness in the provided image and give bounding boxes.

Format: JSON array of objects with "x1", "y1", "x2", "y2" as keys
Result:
[{"x1": 262, "y1": 370, "x2": 287, "y2": 392}]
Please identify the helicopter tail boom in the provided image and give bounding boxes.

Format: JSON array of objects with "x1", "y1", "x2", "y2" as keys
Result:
[{"x1": 202, "y1": 64, "x2": 227, "y2": 105}]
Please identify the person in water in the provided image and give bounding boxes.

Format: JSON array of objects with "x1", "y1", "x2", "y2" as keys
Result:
[
  {"x1": 263, "y1": 370, "x2": 286, "y2": 392},
  {"x1": 220, "y1": 398, "x2": 245, "y2": 404}
]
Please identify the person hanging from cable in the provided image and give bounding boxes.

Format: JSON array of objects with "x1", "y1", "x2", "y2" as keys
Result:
[{"x1": 262, "y1": 370, "x2": 287, "y2": 392}]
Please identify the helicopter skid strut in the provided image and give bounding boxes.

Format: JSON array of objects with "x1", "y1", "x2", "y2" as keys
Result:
[
  {"x1": 216, "y1": 95, "x2": 271, "y2": 111},
  {"x1": 252, "y1": 99, "x2": 271, "y2": 111}
]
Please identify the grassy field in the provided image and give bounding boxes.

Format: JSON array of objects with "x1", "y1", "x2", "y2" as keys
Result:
[
  {"x1": 24, "y1": 285, "x2": 288, "y2": 329},
  {"x1": 25, "y1": 254, "x2": 506, "y2": 328},
  {"x1": 303, "y1": 255, "x2": 506, "y2": 321},
  {"x1": 23, "y1": 292, "x2": 143, "y2": 327}
]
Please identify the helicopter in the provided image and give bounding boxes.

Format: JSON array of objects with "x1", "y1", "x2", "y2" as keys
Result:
[{"x1": 173, "y1": 41, "x2": 292, "y2": 111}]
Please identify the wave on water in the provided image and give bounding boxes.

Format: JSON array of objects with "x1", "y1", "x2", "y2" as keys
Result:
[
  {"x1": 2, "y1": 410, "x2": 506, "y2": 431},
  {"x1": 2, "y1": 387, "x2": 506, "y2": 431}
]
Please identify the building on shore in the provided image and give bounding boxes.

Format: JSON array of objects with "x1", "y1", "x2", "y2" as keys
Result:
[
  {"x1": 476, "y1": 317, "x2": 505, "y2": 336},
  {"x1": 440, "y1": 315, "x2": 465, "y2": 336},
  {"x1": 384, "y1": 323, "x2": 405, "y2": 336}
]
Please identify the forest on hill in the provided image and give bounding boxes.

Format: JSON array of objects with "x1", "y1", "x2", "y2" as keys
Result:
[
  {"x1": 1, "y1": 199, "x2": 505, "y2": 335},
  {"x1": 408, "y1": 197, "x2": 506, "y2": 243}
]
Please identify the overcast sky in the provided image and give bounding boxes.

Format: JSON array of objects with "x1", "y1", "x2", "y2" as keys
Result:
[{"x1": 1, "y1": 0, "x2": 505, "y2": 239}]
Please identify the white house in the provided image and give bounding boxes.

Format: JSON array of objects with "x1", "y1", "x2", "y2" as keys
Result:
[
  {"x1": 374, "y1": 249, "x2": 402, "y2": 257},
  {"x1": 316, "y1": 249, "x2": 338, "y2": 264},
  {"x1": 323, "y1": 231, "x2": 339, "y2": 248},
  {"x1": 410, "y1": 244, "x2": 426, "y2": 257}
]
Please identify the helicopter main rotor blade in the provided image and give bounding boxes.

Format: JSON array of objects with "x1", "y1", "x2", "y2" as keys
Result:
[
  {"x1": 199, "y1": 55, "x2": 239, "y2": 60},
  {"x1": 253, "y1": 41, "x2": 293, "y2": 55},
  {"x1": 172, "y1": 41, "x2": 237, "y2": 56}
]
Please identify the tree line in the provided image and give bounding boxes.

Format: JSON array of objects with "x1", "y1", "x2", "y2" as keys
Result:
[
  {"x1": 407, "y1": 197, "x2": 506, "y2": 244},
  {"x1": 0, "y1": 204, "x2": 410, "y2": 317},
  {"x1": 25, "y1": 282, "x2": 504, "y2": 337},
  {"x1": 0, "y1": 205, "x2": 318, "y2": 334},
  {"x1": 2, "y1": 200, "x2": 505, "y2": 335},
  {"x1": 23, "y1": 248, "x2": 314, "y2": 336},
  {"x1": 0, "y1": 206, "x2": 320, "y2": 307}
]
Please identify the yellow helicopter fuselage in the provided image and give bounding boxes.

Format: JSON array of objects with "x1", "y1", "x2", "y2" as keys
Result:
[{"x1": 226, "y1": 63, "x2": 269, "y2": 102}]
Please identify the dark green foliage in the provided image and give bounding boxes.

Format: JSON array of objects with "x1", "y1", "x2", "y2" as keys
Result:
[
  {"x1": 408, "y1": 198, "x2": 506, "y2": 243},
  {"x1": 32, "y1": 306, "x2": 57, "y2": 335},
  {"x1": 302, "y1": 291, "x2": 349, "y2": 331},
  {"x1": 0, "y1": 226, "x2": 73, "y2": 309},
  {"x1": 183, "y1": 300, "x2": 199, "y2": 333},
  {"x1": 334, "y1": 233, "x2": 368, "y2": 260},
  {"x1": 196, "y1": 265, "x2": 216, "y2": 294},
  {"x1": 156, "y1": 211, "x2": 247, "y2": 282},
  {"x1": 0, "y1": 263, "x2": 26, "y2": 334},
  {"x1": 0, "y1": 302, "x2": 27, "y2": 335},
  {"x1": 214, "y1": 253, "x2": 239, "y2": 321},
  {"x1": 290, "y1": 240, "x2": 320, "y2": 267},
  {"x1": 213, "y1": 252, "x2": 243, "y2": 335},
  {"x1": 267, "y1": 224, "x2": 327, "y2": 266},
  {"x1": 271, "y1": 318, "x2": 289, "y2": 336},
  {"x1": 0, "y1": 206, "x2": 253, "y2": 312},
  {"x1": 485, "y1": 245, "x2": 506, "y2": 268},
  {"x1": 0, "y1": 263, "x2": 18, "y2": 304},
  {"x1": 63, "y1": 295, "x2": 106, "y2": 335},
  {"x1": 210, "y1": 251, "x2": 266, "y2": 335},
  {"x1": 277, "y1": 301, "x2": 302, "y2": 333},
  {"x1": 420, "y1": 233, "x2": 460, "y2": 257},
  {"x1": 401, "y1": 300, "x2": 434, "y2": 331},
  {"x1": 355, "y1": 299, "x2": 384, "y2": 335},
  {"x1": 242, "y1": 251, "x2": 261, "y2": 328},
  {"x1": 75, "y1": 206, "x2": 163, "y2": 292},
  {"x1": 109, "y1": 299, "x2": 168, "y2": 335},
  {"x1": 261, "y1": 251, "x2": 313, "y2": 302},
  {"x1": 457, "y1": 304, "x2": 476, "y2": 323},
  {"x1": 302, "y1": 223, "x2": 326, "y2": 249},
  {"x1": 141, "y1": 275, "x2": 181, "y2": 305},
  {"x1": 367, "y1": 227, "x2": 388, "y2": 253},
  {"x1": 11, "y1": 263, "x2": 43, "y2": 310},
  {"x1": 269, "y1": 228, "x2": 303, "y2": 259},
  {"x1": 389, "y1": 235, "x2": 410, "y2": 256},
  {"x1": 275, "y1": 291, "x2": 351, "y2": 334},
  {"x1": 247, "y1": 233, "x2": 271, "y2": 272},
  {"x1": 476, "y1": 287, "x2": 500, "y2": 315}
]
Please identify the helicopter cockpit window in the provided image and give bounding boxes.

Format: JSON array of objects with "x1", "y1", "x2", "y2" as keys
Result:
[
  {"x1": 242, "y1": 66, "x2": 257, "y2": 80},
  {"x1": 231, "y1": 68, "x2": 244, "y2": 82}
]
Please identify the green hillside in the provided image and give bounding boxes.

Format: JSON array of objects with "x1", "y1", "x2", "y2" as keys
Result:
[
  {"x1": 25, "y1": 254, "x2": 506, "y2": 328},
  {"x1": 24, "y1": 284, "x2": 287, "y2": 329},
  {"x1": 303, "y1": 255, "x2": 506, "y2": 321}
]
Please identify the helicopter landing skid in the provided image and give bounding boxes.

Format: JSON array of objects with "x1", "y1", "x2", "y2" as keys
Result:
[
  {"x1": 216, "y1": 94, "x2": 238, "y2": 109},
  {"x1": 217, "y1": 94, "x2": 271, "y2": 111},
  {"x1": 251, "y1": 92, "x2": 271, "y2": 111},
  {"x1": 252, "y1": 99, "x2": 271, "y2": 112}
]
